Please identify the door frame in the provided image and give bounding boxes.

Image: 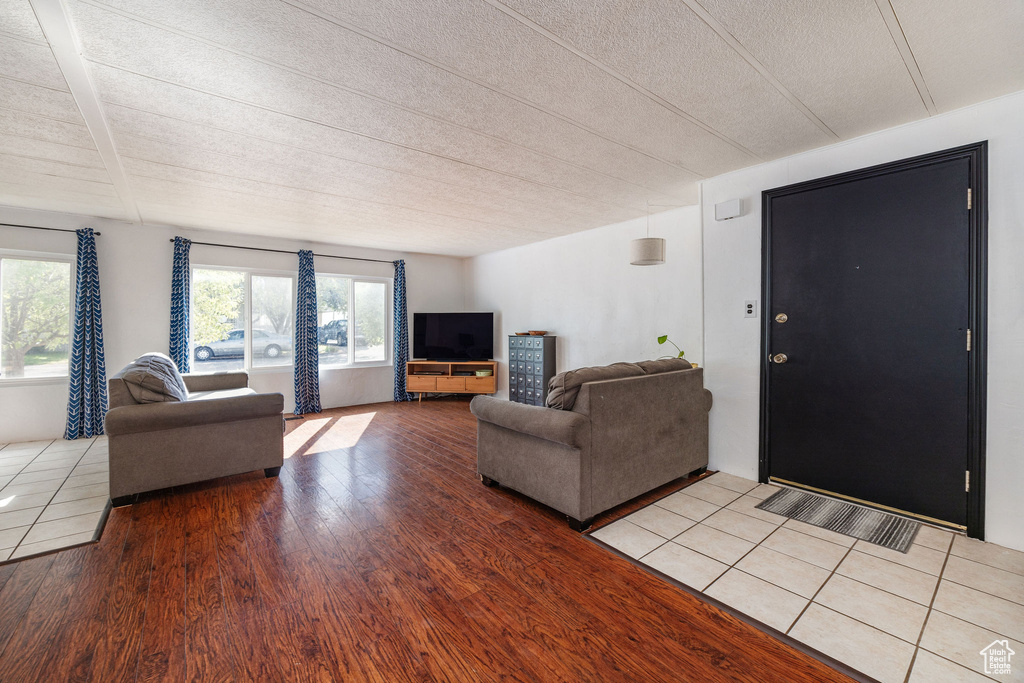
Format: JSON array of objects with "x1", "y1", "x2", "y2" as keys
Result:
[{"x1": 758, "y1": 142, "x2": 988, "y2": 539}]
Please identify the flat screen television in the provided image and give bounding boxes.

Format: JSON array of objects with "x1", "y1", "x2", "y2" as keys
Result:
[{"x1": 413, "y1": 312, "x2": 494, "y2": 361}]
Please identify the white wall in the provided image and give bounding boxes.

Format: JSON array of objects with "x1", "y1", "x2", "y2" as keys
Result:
[
  {"x1": 0, "y1": 206, "x2": 464, "y2": 443},
  {"x1": 702, "y1": 91, "x2": 1024, "y2": 551},
  {"x1": 465, "y1": 206, "x2": 704, "y2": 398}
]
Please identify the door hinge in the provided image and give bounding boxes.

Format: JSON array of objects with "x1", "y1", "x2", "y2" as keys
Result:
[
  {"x1": 967, "y1": 329, "x2": 972, "y2": 351},
  {"x1": 965, "y1": 470, "x2": 970, "y2": 493},
  {"x1": 967, "y1": 188, "x2": 972, "y2": 210}
]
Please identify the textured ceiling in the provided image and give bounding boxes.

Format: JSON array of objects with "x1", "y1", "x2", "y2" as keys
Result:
[{"x1": 0, "y1": 0, "x2": 1022, "y2": 256}]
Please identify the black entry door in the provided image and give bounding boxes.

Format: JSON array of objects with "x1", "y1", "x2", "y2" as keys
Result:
[{"x1": 763, "y1": 157, "x2": 972, "y2": 527}]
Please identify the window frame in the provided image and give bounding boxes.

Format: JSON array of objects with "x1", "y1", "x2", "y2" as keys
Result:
[
  {"x1": 189, "y1": 265, "x2": 394, "y2": 374},
  {"x1": 0, "y1": 249, "x2": 75, "y2": 386},
  {"x1": 189, "y1": 265, "x2": 297, "y2": 375},
  {"x1": 315, "y1": 272, "x2": 393, "y2": 370}
]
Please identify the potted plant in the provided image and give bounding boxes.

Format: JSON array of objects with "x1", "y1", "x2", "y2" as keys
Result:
[{"x1": 658, "y1": 335, "x2": 697, "y2": 367}]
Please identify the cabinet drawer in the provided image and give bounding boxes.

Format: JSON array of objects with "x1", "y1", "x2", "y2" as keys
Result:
[
  {"x1": 407, "y1": 376, "x2": 436, "y2": 392},
  {"x1": 465, "y1": 377, "x2": 496, "y2": 393},
  {"x1": 437, "y1": 376, "x2": 466, "y2": 391}
]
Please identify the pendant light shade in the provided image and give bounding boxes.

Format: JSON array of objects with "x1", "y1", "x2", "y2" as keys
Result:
[{"x1": 630, "y1": 237, "x2": 666, "y2": 266}]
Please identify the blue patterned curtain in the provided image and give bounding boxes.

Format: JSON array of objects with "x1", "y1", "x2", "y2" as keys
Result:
[
  {"x1": 293, "y1": 250, "x2": 321, "y2": 414},
  {"x1": 393, "y1": 259, "x2": 413, "y2": 402},
  {"x1": 65, "y1": 228, "x2": 108, "y2": 439},
  {"x1": 169, "y1": 236, "x2": 191, "y2": 373}
]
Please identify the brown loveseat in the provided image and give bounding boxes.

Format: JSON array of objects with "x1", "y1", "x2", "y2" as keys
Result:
[
  {"x1": 105, "y1": 356, "x2": 284, "y2": 506},
  {"x1": 470, "y1": 358, "x2": 712, "y2": 530}
]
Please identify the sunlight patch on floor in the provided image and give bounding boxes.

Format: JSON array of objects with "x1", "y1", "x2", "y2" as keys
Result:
[
  {"x1": 284, "y1": 412, "x2": 376, "y2": 458},
  {"x1": 283, "y1": 417, "x2": 331, "y2": 459}
]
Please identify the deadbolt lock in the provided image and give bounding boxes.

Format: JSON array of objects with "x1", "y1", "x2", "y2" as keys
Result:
[
  {"x1": 772, "y1": 353, "x2": 788, "y2": 364},
  {"x1": 775, "y1": 313, "x2": 788, "y2": 323}
]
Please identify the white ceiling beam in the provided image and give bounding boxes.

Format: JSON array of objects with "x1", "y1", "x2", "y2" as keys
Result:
[
  {"x1": 680, "y1": 0, "x2": 839, "y2": 140},
  {"x1": 482, "y1": 0, "x2": 763, "y2": 160},
  {"x1": 28, "y1": 0, "x2": 142, "y2": 223},
  {"x1": 280, "y1": 0, "x2": 706, "y2": 179},
  {"x1": 872, "y1": 0, "x2": 938, "y2": 116}
]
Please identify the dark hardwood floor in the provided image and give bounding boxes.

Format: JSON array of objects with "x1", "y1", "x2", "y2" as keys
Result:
[{"x1": 0, "y1": 399, "x2": 853, "y2": 682}]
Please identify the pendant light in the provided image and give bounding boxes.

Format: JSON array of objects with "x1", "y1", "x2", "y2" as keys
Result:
[{"x1": 631, "y1": 201, "x2": 665, "y2": 265}]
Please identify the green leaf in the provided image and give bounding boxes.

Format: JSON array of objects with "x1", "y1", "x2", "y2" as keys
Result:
[
  {"x1": 657, "y1": 335, "x2": 668, "y2": 344},
  {"x1": 677, "y1": 351, "x2": 685, "y2": 358}
]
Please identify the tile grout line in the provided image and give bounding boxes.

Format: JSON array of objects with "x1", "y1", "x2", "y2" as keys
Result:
[
  {"x1": 702, "y1": 512, "x2": 791, "y2": 595},
  {"x1": 649, "y1": 481, "x2": 854, "y2": 598},
  {"x1": 607, "y1": 474, "x2": 1024, "y2": 681},
  {"x1": 6, "y1": 440, "x2": 100, "y2": 558},
  {"x1": 634, "y1": 479, "x2": 748, "y2": 563},
  {"x1": 628, "y1": 521, "x2": 992, "y2": 662},
  {"x1": 641, "y1": 480, "x2": 858, "y2": 582},
  {"x1": 622, "y1": 481, "x2": 944, "y2": 674},
  {"x1": 938, "y1": 572, "x2": 1024, "y2": 608},
  {"x1": 0, "y1": 439, "x2": 55, "y2": 487},
  {"x1": 902, "y1": 533, "x2": 955, "y2": 683},
  {"x1": 822, "y1": 562, "x2": 940, "y2": 610},
  {"x1": 784, "y1": 540, "x2": 858, "y2": 636},
  {"x1": 944, "y1": 550, "x2": 1024, "y2": 581},
  {"x1": 0, "y1": 439, "x2": 57, "y2": 553},
  {"x1": 927, "y1": 650, "x2": 1010, "y2": 682}
]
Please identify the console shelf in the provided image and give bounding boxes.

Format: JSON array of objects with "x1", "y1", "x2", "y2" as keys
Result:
[{"x1": 407, "y1": 361, "x2": 497, "y2": 401}]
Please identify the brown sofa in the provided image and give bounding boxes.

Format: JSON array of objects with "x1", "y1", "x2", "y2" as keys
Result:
[
  {"x1": 105, "y1": 367, "x2": 284, "y2": 506},
  {"x1": 470, "y1": 358, "x2": 712, "y2": 530}
]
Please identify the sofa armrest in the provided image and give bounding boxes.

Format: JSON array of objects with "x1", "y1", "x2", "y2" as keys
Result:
[
  {"x1": 105, "y1": 392, "x2": 283, "y2": 436},
  {"x1": 470, "y1": 395, "x2": 589, "y2": 449},
  {"x1": 183, "y1": 371, "x2": 249, "y2": 392}
]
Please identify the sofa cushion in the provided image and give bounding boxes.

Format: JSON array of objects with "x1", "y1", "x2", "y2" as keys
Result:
[
  {"x1": 546, "y1": 362, "x2": 645, "y2": 410},
  {"x1": 119, "y1": 353, "x2": 189, "y2": 404},
  {"x1": 188, "y1": 388, "x2": 257, "y2": 401},
  {"x1": 636, "y1": 358, "x2": 694, "y2": 375}
]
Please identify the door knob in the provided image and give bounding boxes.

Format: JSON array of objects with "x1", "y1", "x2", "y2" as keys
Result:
[
  {"x1": 775, "y1": 313, "x2": 788, "y2": 323},
  {"x1": 772, "y1": 353, "x2": 788, "y2": 364}
]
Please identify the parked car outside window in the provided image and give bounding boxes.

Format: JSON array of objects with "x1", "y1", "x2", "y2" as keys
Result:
[
  {"x1": 318, "y1": 319, "x2": 348, "y2": 346},
  {"x1": 194, "y1": 329, "x2": 292, "y2": 361}
]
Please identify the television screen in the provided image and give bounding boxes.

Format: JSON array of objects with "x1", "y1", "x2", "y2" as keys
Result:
[{"x1": 413, "y1": 312, "x2": 494, "y2": 361}]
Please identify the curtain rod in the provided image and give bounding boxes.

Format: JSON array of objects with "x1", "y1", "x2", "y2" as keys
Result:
[
  {"x1": 1, "y1": 222, "x2": 101, "y2": 236},
  {"x1": 170, "y1": 238, "x2": 392, "y2": 264}
]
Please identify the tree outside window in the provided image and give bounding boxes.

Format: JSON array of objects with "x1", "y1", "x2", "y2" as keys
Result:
[
  {"x1": 189, "y1": 267, "x2": 388, "y2": 371},
  {"x1": 316, "y1": 275, "x2": 350, "y2": 366},
  {"x1": 354, "y1": 281, "x2": 386, "y2": 361},
  {"x1": 191, "y1": 269, "x2": 245, "y2": 372},
  {"x1": 0, "y1": 258, "x2": 71, "y2": 379}
]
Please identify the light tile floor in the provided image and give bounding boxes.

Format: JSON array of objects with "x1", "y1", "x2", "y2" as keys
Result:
[
  {"x1": 0, "y1": 436, "x2": 109, "y2": 562},
  {"x1": 591, "y1": 472, "x2": 1024, "y2": 683}
]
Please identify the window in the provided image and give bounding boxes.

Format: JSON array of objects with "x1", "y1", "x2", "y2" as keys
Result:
[
  {"x1": 316, "y1": 274, "x2": 350, "y2": 367},
  {"x1": 0, "y1": 256, "x2": 72, "y2": 380},
  {"x1": 251, "y1": 275, "x2": 293, "y2": 368},
  {"x1": 191, "y1": 266, "x2": 389, "y2": 373},
  {"x1": 191, "y1": 268, "x2": 294, "y2": 372},
  {"x1": 316, "y1": 275, "x2": 390, "y2": 367},
  {"x1": 354, "y1": 281, "x2": 387, "y2": 362},
  {"x1": 192, "y1": 269, "x2": 246, "y2": 372}
]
